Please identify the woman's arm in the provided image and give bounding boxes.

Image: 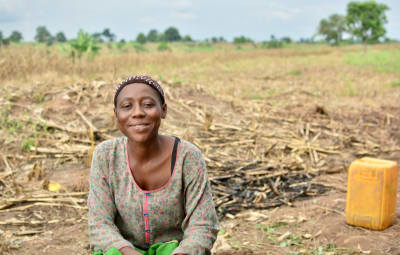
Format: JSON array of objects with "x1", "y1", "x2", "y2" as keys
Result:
[
  {"x1": 172, "y1": 148, "x2": 219, "y2": 255},
  {"x1": 88, "y1": 145, "x2": 135, "y2": 252}
]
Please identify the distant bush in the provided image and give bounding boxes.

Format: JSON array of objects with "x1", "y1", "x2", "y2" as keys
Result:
[
  {"x1": 136, "y1": 33, "x2": 147, "y2": 44},
  {"x1": 116, "y1": 40, "x2": 128, "y2": 52},
  {"x1": 281, "y1": 37, "x2": 292, "y2": 44},
  {"x1": 182, "y1": 35, "x2": 193, "y2": 42},
  {"x1": 233, "y1": 36, "x2": 253, "y2": 44},
  {"x1": 131, "y1": 42, "x2": 147, "y2": 53},
  {"x1": 261, "y1": 40, "x2": 283, "y2": 49},
  {"x1": 69, "y1": 30, "x2": 100, "y2": 59},
  {"x1": 198, "y1": 42, "x2": 212, "y2": 48},
  {"x1": 157, "y1": 42, "x2": 170, "y2": 51}
]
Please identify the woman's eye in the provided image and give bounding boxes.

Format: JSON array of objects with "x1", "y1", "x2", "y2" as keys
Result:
[
  {"x1": 122, "y1": 104, "x2": 131, "y2": 108},
  {"x1": 144, "y1": 102, "x2": 154, "y2": 107}
]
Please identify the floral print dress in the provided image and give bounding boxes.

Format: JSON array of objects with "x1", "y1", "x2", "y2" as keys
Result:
[{"x1": 88, "y1": 136, "x2": 219, "y2": 255}]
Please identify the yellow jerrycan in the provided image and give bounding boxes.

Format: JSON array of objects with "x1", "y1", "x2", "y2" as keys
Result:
[{"x1": 346, "y1": 157, "x2": 398, "y2": 230}]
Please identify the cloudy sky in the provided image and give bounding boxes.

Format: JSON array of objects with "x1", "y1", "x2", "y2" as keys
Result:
[{"x1": 1, "y1": 0, "x2": 399, "y2": 42}]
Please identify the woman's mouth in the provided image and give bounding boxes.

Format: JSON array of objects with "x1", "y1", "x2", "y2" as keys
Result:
[{"x1": 129, "y1": 123, "x2": 150, "y2": 131}]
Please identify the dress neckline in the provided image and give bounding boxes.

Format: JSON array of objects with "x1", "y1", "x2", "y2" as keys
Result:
[{"x1": 124, "y1": 137, "x2": 180, "y2": 193}]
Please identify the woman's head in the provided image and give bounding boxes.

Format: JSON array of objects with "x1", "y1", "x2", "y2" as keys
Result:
[
  {"x1": 114, "y1": 75, "x2": 167, "y2": 143},
  {"x1": 114, "y1": 75, "x2": 165, "y2": 107}
]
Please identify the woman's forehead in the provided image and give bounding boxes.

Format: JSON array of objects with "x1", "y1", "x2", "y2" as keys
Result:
[{"x1": 117, "y1": 83, "x2": 159, "y2": 100}]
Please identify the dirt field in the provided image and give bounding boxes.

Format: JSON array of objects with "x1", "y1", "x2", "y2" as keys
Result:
[{"x1": 0, "y1": 43, "x2": 399, "y2": 254}]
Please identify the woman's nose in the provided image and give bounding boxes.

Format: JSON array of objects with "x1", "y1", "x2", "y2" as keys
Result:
[{"x1": 131, "y1": 105, "x2": 145, "y2": 118}]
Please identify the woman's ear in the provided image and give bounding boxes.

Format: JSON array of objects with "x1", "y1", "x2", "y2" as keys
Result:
[{"x1": 161, "y1": 104, "x2": 167, "y2": 119}]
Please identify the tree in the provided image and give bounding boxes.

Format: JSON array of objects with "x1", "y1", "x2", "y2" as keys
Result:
[
  {"x1": 182, "y1": 35, "x2": 192, "y2": 42},
  {"x1": 233, "y1": 36, "x2": 253, "y2": 44},
  {"x1": 147, "y1": 29, "x2": 159, "y2": 42},
  {"x1": 69, "y1": 29, "x2": 100, "y2": 59},
  {"x1": 9, "y1": 31, "x2": 23, "y2": 42},
  {"x1": 317, "y1": 14, "x2": 346, "y2": 45},
  {"x1": 102, "y1": 28, "x2": 116, "y2": 42},
  {"x1": 35, "y1": 26, "x2": 53, "y2": 44},
  {"x1": 0, "y1": 31, "x2": 10, "y2": 46},
  {"x1": 346, "y1": 1, "x2": 389, "y2": 44},
  {"x1": 136, "y1": 33, "x2": 147, "y2": 44},
  {"x1": 281, "y1": 36, "x2": 292, "y2": 44},
  {"x1": 164, "y1": 27, "x2": 181, "y2": 42},
  {"x1": 55, "y1": 32, "x2": 67, "y2": 42},
  {"x1": 262, "y1": 35, "x2": 283, "y2": 49},
  {"x1": 92, "y1": 32, "x2": 104, "y2": 43}
]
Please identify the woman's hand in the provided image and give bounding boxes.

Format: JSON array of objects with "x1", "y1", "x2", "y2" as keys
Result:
[{"x1": 120, "y1": 246, "x2": 142, "y2": 255}]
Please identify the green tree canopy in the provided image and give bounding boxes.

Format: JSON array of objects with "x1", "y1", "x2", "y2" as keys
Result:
[
  {"x1": 0, "y1": 31, "x2": 4, "y2": 46},
  {"x1": 147, "y1": 29, "x2": 159, "y2": 42},
  {"x1": 233, "y1": 36, "x2": 253, "y2": 44},
  {"x1": 102, "y1": 28, "x2": 116, "y2": 42},
  {"x1": 35, "y1": 26, "x2": 53, "y2": 44},
  {"x1": 182, "y1": 35, "x2": 193, "y2": 42},
  {"x1": 164, "y1": 27, "x2": 181, "y2": 42},
  {"x1": 70, "y1": 29, "x2": 100, "y2": 59},
  {"x1": 317, "y1": 14, "x2": 347, "y2": 45},
  {"x1": 136, "y1": 32, "x2": 147, "y2": 44},
  {"x1": 346, "y1": 0, "x2": 389, "y2": 44},
  {"x1": 92, "y1": 32, "x2": 104, "y2": 43},
  {"x1": 55, "y1": 32, "x2": 67, "y2": 42},
  {"x1": 9, "y1": 31, "x2": 23, "y2": 42},
  {"x1": 281, "y1": 36, "x2": 292, "y2": 44}
]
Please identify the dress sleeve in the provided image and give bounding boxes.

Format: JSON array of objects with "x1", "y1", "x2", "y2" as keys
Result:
[
  {"x1": 173, "y1": 148, "x2": 219, "y2": 255},
  {"x1": 88, "y1": 145, "x2": 134, "y2": 252}
]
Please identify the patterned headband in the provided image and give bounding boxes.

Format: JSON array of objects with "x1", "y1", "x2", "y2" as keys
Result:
[{"x1": 114, "y1": 75, "x2": 165, "y2": 107}]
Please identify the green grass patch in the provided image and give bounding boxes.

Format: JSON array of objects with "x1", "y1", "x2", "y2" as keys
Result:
[
  {"x1": 21, "y1": 138, "x2": 35, "y2": 152},
  {"x1": 390, "y1": 80, "x2": 400, "y2": 88},
  {"x1": 288, "y1": 69, "x2": 302, "y2": 76},
  {"x1": 345, "y1": 49, "x2": 400, "y2": 73},
  {"x1": 309, "y1": 243, "x2": 357, "y2": 255}
]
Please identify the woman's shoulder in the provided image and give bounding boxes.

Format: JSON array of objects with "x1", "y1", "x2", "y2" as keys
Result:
[
  {"x1": 176, "y1": 138, "x2": 206, "y2": 167},
  {"x1": 178, "y1": 138, "x2": 202, "y2": 155}
]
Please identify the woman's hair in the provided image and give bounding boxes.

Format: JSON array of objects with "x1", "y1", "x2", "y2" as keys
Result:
[{"x1": 114, "y1": 75, "x2": 165, "y2": 107}]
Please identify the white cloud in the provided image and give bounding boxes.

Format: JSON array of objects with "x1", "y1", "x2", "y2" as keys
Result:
[
  {"x1": 0, "y1": 0, "x2": 24, "y2": 22},
  {"x1": 269, "y1": 10, "x2": 297, "y2": 20},
  {"x1": 172, "y1": 0, "x2": 192, "y2": 8},
  {"x1": 172, "y1": 10, "x2": 195, "y2": 21},
  {"x1": 0, "y1": 0, "x2": 23, "y2": 12}
]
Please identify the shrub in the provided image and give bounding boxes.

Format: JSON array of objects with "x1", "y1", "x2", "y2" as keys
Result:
[
  {"x1": 157, "y1": 42, "x2": 170, "y2": 51},
  {"x1": 69, "y1": 30, "x2": 101, "y2": 59}
]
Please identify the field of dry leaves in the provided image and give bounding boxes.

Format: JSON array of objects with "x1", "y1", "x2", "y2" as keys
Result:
[{"x1": 0, "y1": 43, "x2": 399, "y2": 254}]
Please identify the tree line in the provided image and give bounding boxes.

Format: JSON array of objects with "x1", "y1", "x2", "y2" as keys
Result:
[
  {"x1": 317, "y1": 0, "x2": 392, "y2": 45},
  {"x1": 0, "y1": 1, "x2": 395, "y2": 47}
]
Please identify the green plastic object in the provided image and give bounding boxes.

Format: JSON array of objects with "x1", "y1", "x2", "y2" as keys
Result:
[{"x1": 91, "y1": 240, "x2": 179, "y2": 255}]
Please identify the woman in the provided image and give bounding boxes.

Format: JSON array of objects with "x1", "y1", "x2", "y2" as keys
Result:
[{"x1": 88, "y1": 75, "x2": 219, "y2": 255}]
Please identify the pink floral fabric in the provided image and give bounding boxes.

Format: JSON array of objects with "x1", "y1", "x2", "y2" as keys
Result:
[{"x1": 88, "y1": 136, "x2": 219, "y2": 255}]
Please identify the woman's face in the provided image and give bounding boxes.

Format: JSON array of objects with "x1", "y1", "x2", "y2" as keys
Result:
[{"x1": 114, "y1": 83, "x2": 167, "y2": 143}]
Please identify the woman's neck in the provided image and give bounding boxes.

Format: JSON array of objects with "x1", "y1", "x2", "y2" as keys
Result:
[{"x1": 127, "y1": 135, "x2": 163, "y2": 162}]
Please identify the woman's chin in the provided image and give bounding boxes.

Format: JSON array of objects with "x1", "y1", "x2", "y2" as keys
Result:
[{"x1": 127, "y1": 133, "x2": 156, "y2": 144}]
